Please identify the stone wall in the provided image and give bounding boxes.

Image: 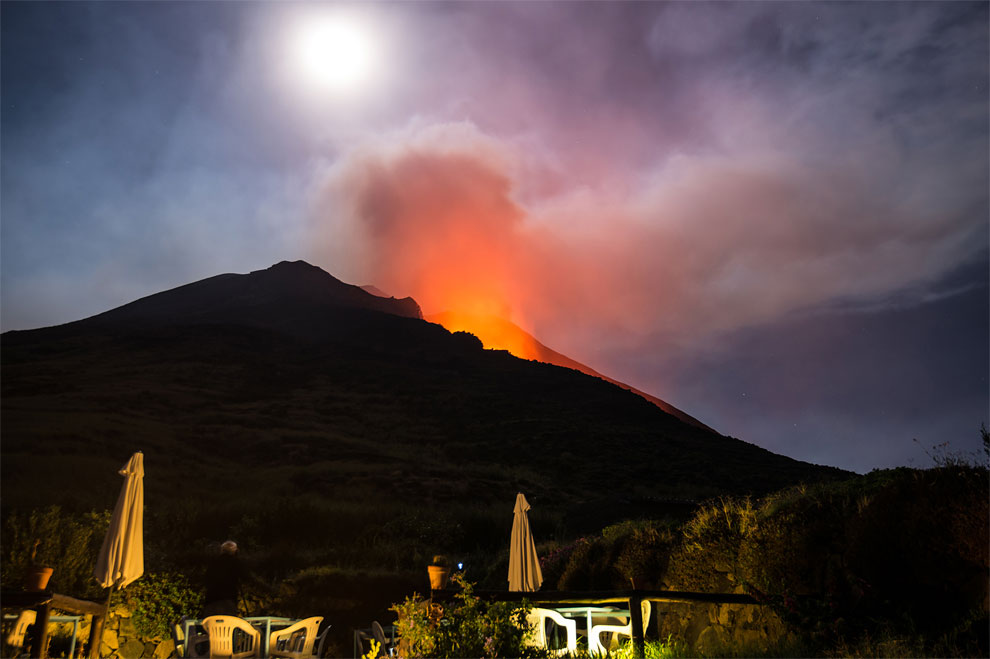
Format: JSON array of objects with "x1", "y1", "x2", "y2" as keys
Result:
[
  {"x1": 48, "y1": 605, "x2": 173, "y2": 659},
  {"x1": 97, "y1": 605, "x2": 174, "y2": 659},
  {"x1": 648, "y1": 561, "x2": 797, "y2": 653},
  {"x1": 652, "y1": 599, "x2": 793, "y2": 655}
]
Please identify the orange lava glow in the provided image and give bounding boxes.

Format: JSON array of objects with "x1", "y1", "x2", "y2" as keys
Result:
[{"x1": 428, "y1": 310, "x2": 541, "y2": 361}]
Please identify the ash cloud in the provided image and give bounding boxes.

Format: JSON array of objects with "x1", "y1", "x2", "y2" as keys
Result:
[
  {"x1": 310, "y1": 112, "x2": 986, "y2": 363},
  {"x1": 307, "y1": 2, "x2": 987, "y2": 370}
]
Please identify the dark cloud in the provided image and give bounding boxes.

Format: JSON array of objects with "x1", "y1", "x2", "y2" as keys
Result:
[{"x1": 627, "y1": 258, "x2": 990, "y2": 472}]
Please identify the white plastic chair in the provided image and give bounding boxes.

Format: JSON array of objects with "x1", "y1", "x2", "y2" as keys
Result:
[
  {"x1": 268, "y1": 616, "x2": 324, "y2": 659},
  {"x1": 589, "y1": 600, "x2": 652, "y2": 656},
  {"x1": 202, "y1": 615, "x2": 262, "y2": 659},
  {"x1": 4, "y1": 609, "x2": 36, "y2": 657},
  {"x1": 524, "y1": 608, "x2": 577, "y2": 657},
  {"x1": 173, "y1": 616, "x2": 209, "y2": 658}
]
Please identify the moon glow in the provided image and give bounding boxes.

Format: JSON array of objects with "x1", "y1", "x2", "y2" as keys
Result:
[{"x1": 291, "y1": 15, "x2": 377, "y2": 95}]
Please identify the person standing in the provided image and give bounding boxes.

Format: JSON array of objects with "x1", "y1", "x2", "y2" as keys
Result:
[{"x1": 203, "y1": 540, "x2": 247, "y2": 616}]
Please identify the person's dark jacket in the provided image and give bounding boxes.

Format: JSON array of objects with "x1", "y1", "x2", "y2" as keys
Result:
[{"x1": 204, "y1": 552, "x2": 247, "y2": 606}]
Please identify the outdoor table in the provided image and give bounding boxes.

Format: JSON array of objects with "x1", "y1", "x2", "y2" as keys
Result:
[
  {"x1": 553, "y1": 605, "x2": 628, "y2": 646},
  {"x1": 185, "y1": 615, "x2": 295, "y2": 658},
  {"x1": 182, "y1": 618, "x2": 201, "y2": 656},
  {"x1": 251, "y1": 616, "x2": 295, "y2": 657},
  {"x1": 3, "y1": 612, "x2": 84, "y2": 658}
]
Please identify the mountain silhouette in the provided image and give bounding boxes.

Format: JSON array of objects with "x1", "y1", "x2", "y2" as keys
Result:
[
  {"x1": 76, "y1": 260, "x2": 422, "y2": 336},
  {"x1": 85, "y1": 263, "x2": 709, "y2": 431},
  {"x1": 2, "y1": 260, "x2": 846, "y2": 540}
]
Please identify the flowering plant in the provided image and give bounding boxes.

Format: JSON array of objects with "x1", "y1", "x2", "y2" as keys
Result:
[{"x1": 391, "y1": 574, "x2": 545, "y2": 658}]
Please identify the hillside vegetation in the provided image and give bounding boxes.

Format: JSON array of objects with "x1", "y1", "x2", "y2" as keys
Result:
[
  {"x1": 529, "y1": 463, "x2": 988, "y2": 657},
  {"x1": 5, "y1": 463, "x2": 983, "y2": 657}
]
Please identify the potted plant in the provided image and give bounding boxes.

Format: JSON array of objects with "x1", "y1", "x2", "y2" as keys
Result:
[
  {"x1": 24, "y1": 539, "x2": 54, "y2": 591},
  {"x1": 427, "y1": 555, "x2": 451, "y2": 591}
]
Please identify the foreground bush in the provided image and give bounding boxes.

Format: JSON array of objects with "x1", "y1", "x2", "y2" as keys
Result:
[
  {"x1": 391, "y1": 575, "x2": 544, "y2": 658},
  {"x1": 116, "y1": 571, "x2": 203, "y2": 640},
  {"x1": 1, "y1": 506, "x2": 110, "y2": 599},
  {"x1": 543, "y1": 465, "x2": 989, "y2": 656}
]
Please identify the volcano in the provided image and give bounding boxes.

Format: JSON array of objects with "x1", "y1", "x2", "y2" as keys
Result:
[
  {"x1": 426, "y1": 310, "x2": 712, "y2": 432},
  {"x1": 2, "y1": 260, "x2": 845, "y2": 537}
]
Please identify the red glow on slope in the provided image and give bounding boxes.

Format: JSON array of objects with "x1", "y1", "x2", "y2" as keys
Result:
[
  {"x1": 426, "y1": 310, "x2": 714, "y2": 431},
  {"x1": 428, "y1": 310, "x2": 540, "y2": 360}
]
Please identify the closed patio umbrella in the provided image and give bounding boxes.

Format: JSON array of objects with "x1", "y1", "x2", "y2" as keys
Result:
[
  {"x1": 94, "y1": 451, "x2": 145, "y2": 589},
  {"x1": 90, "y1": 452, "x2": 144, "y2": 658},
  {"x1": 508, "y1": 492, "x2": 542, "y2": 592}
]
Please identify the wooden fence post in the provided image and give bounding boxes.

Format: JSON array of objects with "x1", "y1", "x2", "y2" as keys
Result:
[
  {"x1": 88, "y1": 598, "x2": 109, "y2": 659},
  {"x1": 30, "y1": 602, "x2": 52, "y2": 659},
  {"x1": 628, "y1": 592, "x2": 644, "y2": 658}
]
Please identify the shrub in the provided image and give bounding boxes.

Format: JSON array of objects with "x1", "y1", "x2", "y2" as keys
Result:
[
  {"x1": 556, "y1": 538, "x2": 615, "y2": 590},
  {"x1": 1, "y1": 506, "x2": 111, "y2": 599},
  {"x1": 391, "y1": 574, "x2": 544, "y2": 658},
  {"x1": 547, "y1": 521, "x2": 681, "y2": 592},
  {"x1": 665, "y1": 498, "x2": 756, "y2": 594},
  {"x1": 609, "y1": 521, "x2": 677, "y2": 590},
  {"x1": 118, "y1": 572, "x2": 203, "y2": 640},
  {"x1": 538, "y1": 537, "x2": 588, "y2": 589}
]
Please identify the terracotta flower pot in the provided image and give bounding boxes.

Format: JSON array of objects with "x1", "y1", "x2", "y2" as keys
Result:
[
  {"x1": 427, "y1": 565, "x2": 450, "y2": 590},
  {"x1": 24, "y1": 566, "x2": 53, "y2": 591}
]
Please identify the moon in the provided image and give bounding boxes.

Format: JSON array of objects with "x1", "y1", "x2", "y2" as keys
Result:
[{"x1": 291, "y1": 14, "x2": 378, "y2": 95}]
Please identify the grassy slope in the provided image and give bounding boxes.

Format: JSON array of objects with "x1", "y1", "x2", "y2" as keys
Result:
[{"x1": 2, "y1": 314, "x2": 841, "y2": 513}]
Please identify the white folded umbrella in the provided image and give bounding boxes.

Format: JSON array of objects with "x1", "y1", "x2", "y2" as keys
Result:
[
  {"x1": 94, "y1": 451, "x2": 144, "y2": 589},
  {"x1": 508, "y1": 492, "x2": 542, "y2": 592}
]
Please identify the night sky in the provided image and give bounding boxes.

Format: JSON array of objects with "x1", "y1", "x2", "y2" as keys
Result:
[{"x1": 2, "y1": 2, "x2": 987, "y2": 474}]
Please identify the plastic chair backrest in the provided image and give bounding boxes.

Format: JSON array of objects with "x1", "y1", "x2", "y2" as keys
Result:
[
  {"x1": 5, "y1": 610, "x2": 37, "y2": 652},
  {"x1": 525, "y1": 608, "x2": 576, "y2": 656},
  {"x1": 172, "y1": 620, "x2": 186, "y2": 658},
  {"x1": 269, "y1": 616, "x2": 324, "y2": 659},
  {"x1": 202, "y1": 615, "x2": 261, "y2": 659},
  {"x1": 174, "y1": 616, "x2": 209, "y2": 659},
  {"x1": 524, "y1": 610, "x2": 546, "y2": 648},
  {"x1": 589, "y1": 601, "x2": 654, "y2": 656}
]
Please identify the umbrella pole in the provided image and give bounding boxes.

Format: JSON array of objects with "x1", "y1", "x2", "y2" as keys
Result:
[{"x1": 88, "y1": 587, "x2": 113, "y2": 659}]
